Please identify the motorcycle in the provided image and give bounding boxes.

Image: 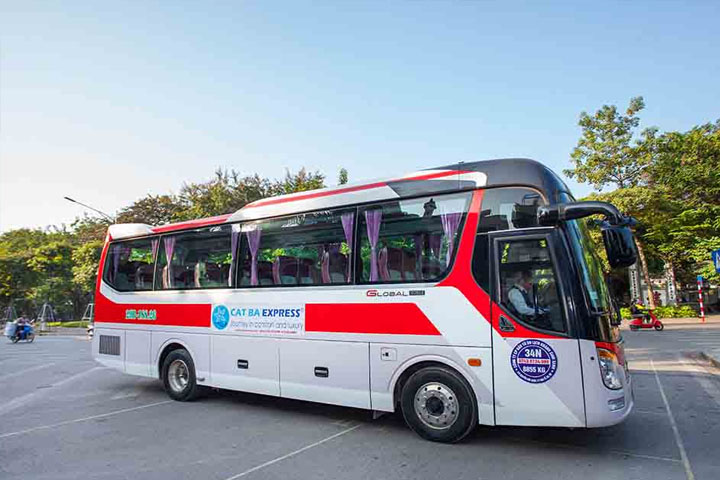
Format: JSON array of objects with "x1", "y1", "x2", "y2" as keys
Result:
[
  {"x1": 4, "y1": 321, "x2": 36, "y2": 343},
  {"x1": 628, "y1": 303, "x2": 664, "y2": 331}
]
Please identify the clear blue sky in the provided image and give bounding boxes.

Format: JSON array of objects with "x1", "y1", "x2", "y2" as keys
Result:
[{"x1": 1, "y1": 1, "x2": 718, "y2": 231}]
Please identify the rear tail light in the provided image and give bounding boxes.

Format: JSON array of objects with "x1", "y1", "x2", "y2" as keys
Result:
[{"x1": 597, "y1": 348, "x2": 623, "y2": 390}]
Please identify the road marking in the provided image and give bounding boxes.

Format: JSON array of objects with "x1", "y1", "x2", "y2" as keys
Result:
[
  {"x1": 0, "y1": 362, "x2": 56, "y2": 380},
  {"x1": 0, "y1": 400, "x2": 172, "y2": 439},
  {"x1": 651, "y1": 358, "x2": 695, "y2": 480},
  {"x1": 224, "y1": 424, "x2": 362, "y2": 480},
  {"x1": 504, "y1": 435, "x2": 681, "y2": 464},
  {"x1": 0, "y1": 366, "x2": 105, "y2": 415}
]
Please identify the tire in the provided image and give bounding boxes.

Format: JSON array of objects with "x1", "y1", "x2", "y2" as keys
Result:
[
  {"x1": 629, "y1": 325, "x2": 638, "y2": 331},
  {"x1": 28, "y1": 333, "x2": 35, "y2": 343},
  {"x1": 654, "y1": 322, "x2": 664, "y2": 331},
  {"x1": 400, "y1": 366, "x2": 477, "y2": 443},
  {"x1": 11, "y1": 335, "x2": 19, "y2": 344},
  {"x1": 162, "y1": 349, "x2": 201, "y2": 401}
]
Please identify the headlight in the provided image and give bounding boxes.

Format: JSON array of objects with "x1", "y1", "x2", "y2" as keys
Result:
[{"x1": 597, "y1": 348, "x2": 623, "y2": 390}]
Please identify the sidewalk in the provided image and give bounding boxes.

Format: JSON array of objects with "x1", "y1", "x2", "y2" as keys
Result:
[{"x1": 38, "y1": 327, "x2": 88, "y2": 336}]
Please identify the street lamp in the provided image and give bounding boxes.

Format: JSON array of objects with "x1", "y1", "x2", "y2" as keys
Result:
[{"x1": 64, "y1": 196, "x2": 115, "y2": 222}]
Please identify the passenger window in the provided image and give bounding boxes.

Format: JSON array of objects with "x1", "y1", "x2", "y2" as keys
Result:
[
  {"x1": 238, "y1": 209, "x2": 355, "y2": 287},
  {"x1": 478, "y1": 188, "x2": 544, "y2": 234},
  {"x1": 357, "y1": 192, "x2": 471, "y2": 284},
  {"x1": 104, "y1": 239, "x2": 156, "y2": 291},
  {"x1": 155, "y1": 225, "x2": 234, "y2": 290},
  {"x1": 496, "y1": 238, "x2": 566, "y2": 333}
]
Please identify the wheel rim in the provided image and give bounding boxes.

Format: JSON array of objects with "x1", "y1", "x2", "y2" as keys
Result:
[
  {"x1": 168, "y1": 359, "x2": 189, "y2": 393},
  {"x1": 414, "y1": 382, "x2": 459, "y2": 430}
]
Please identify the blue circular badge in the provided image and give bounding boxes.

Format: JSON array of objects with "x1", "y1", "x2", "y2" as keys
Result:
[
  {"x1": 212, "y1": 305, "x2": 230, "y2": 330},
  {"x1": 510, "y1": 339, "x2": 558, "y2": 383}
]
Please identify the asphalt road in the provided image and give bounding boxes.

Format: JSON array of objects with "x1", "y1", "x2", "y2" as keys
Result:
[{"x1": 1, "y1": 324, "x2": 719, "y2": 480}]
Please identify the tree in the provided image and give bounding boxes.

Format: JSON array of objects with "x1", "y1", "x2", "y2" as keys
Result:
[
  {"x1": 117, "y1": 194, "x2": 184, "y2": 225},
  {"x1": 338, "y1": 168, "x2": 349, "y2": 185},
  {"x1": 566, "y1": 96, "x2": 660, "y2": 307},
  {"x1": 72, "y1": 240, "x2": 104, "y2": 295},
  {"x1": 648, "y1": 121, "x2": 720, "y2": 284},
  {"x1": 272, "y1": 168, "x2": 325, "y2": 196},
  {"x1": 565, "y1": 97, "x2": 657, "y2": 190}
]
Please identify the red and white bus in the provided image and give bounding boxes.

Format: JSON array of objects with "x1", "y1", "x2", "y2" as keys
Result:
[{"x1": 93, "y1": 158, "x2": 636, "y2": 442}]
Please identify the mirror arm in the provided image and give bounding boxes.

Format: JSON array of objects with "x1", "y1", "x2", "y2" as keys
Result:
[{"x1": 537, "y1": 201, "x2": 635, "y2": 227}]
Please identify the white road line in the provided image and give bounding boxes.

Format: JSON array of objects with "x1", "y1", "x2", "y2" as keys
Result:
[
  {"x1": 0, "y1": 362, "x2": 56, "y2": 380},
  {"x1": 0, "y1": 400, "x2": 172, "y2": 439},
  {"x1": 224, "y1": 424, "x2": 362, "y2": 480},
  {"x1": 651, "y1": 358, "x2": 695, "y2": 480},
  {"x1": 0, "y1": 366, "x2": 105, "y2": 415},
  {"x1": 505, "y1": 435, "x2": 681, "y2": 464}
]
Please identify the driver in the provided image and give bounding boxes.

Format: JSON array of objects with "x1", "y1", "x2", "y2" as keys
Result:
[{"x1": 508, "y1": 270, "x2": 548, "y2": 318}]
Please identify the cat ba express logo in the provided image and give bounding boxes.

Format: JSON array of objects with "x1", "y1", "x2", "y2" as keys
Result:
[
  {"x1": 212, "y1": 305, "x2": 230, "y2": 330},
  {"x1": 510, "y1": 339, "x2": 558, "y2": 384}
]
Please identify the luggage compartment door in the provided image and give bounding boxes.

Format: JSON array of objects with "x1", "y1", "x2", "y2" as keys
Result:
[{"x1": 279, "y1": 339, "x2": 370, "y2": 409}]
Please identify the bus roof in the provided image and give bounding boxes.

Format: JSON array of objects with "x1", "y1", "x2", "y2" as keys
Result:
[{"x1": 107, "y1": 158, "x2": 571, "y2": 240}]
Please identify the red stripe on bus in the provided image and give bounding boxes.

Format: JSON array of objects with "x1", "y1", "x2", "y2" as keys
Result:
[
  {"x1": 305, "y1": 303, "x2": 441, "y2": 335},
  {"x1": 246, "y1": 170, "x2": 470, "y2": 209},
  {"x1": 95, "y1": 293, "x2": 211, "y2": 327},
  {"x1": 438, "y1": 190, "x2": 561, "y2": 340},
  {"x1": 152, "y1": 214, "x2": 232, "y2": 234}
]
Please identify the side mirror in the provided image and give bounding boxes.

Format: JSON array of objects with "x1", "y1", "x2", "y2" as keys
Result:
[{"x1": 602, "y1": 225, "x2": 637, "y2": 268}]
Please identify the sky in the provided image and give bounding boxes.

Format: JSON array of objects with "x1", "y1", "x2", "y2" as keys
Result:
[{"x1": 1, "y1": 1, "x2": 719, "y2": 232}]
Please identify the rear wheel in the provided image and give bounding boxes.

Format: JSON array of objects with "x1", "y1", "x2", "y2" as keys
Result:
[
  {"x1": 162, "y1": 349, "x2": 201, "y2": 401},
  {"x1": 11, "y1": 335, "x2": 19, "y2": 343},
  {"x1": 654, "y1": 322, "x2": 664, "y2": 331},
  {"x1": 400, "y1": 366, "x2": 477, "y2": 443}
]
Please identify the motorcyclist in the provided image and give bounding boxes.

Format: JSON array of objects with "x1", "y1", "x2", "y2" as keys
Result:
[
  {"x1": 630, "y1": 299, "x2": 651, "y2": 323},
  {"x1": 15, "y1": 315, "x2": 29, "y2": 339}
]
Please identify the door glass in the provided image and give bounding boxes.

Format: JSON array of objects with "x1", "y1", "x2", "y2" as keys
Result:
[{"x1": 497, "y1": 238, "x2": 566, "y2": 333}]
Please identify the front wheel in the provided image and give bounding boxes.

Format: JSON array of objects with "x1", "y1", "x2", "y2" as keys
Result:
[
  {"x1": 654, "y1": 322, "x2": 664, "y2": 331},
  {"x1": 27, "y1": 333, "x2": 35, "y2": 343},
  {"x1": 162, "y1": 349, "x2": 201, "y2": 401},
  {"x1": 400, "y1": 366, "x2": 477, "y2": 443}
]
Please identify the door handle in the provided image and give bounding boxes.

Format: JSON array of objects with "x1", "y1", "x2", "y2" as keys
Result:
[
  {"x1": 314, "y1": 366, "x2": 329, "y2": 378},
  {"x1": 499, "y1": 316, "x2": 516, "y2": 332}
]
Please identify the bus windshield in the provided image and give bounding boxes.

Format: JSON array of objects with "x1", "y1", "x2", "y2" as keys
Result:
[{"x1": 565, "y1": 219, "x2": 613, "y2": 313}]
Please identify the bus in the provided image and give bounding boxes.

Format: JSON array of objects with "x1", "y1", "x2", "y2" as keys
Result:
[{"x1": 92, "y1": 158, "x2": 636, "y2": 443}]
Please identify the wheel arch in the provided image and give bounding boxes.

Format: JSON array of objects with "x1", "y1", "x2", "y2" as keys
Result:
[
  {"x1": 156, "y1": 339, "x2": 196, "y2": 380},
  {"x1": 390, "y1": 355, "x2": 480, "y2": 418}
]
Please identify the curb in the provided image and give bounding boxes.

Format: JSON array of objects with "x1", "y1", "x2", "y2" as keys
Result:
[{"x1": 699, "y1": 351, "x2": 720, "y2": 369}]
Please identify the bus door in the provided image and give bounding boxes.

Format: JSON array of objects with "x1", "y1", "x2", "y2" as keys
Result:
[{"x1": 488, "y1": 230, "x2": 586, "y2": 427}]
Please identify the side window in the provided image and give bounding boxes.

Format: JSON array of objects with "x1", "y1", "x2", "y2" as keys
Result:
[
  {"x1": 473, "y1": 187, "x2": 546, "y2": 293},
  {"x1": 238, "y1": 209, "x2": 354, "y2": 287},
  {"x1": 358, "y1": 192, "x2": 471, "y2": 284},
  {"x1": 155, "y1": 225, "x2": 234, "y2": 290},
  {"x1": 104, "y1": 239, "x2": 156, "y2": 291},
  {"x1": 478, "y1": 187, "x2": 544, "y2": 234},
  {"x1": 496, "y1": 238, "x2": 566, "y2": 333}
]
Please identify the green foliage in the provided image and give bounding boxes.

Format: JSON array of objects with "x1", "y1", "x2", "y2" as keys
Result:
[
  {"x1": 338, "y1": 168, "x2": 349, "y2": 185},
  {"x1": 565, "y1": 97, "x2": 657, "y2": 190},
  {"x1": 620, "y1": 305, "x2": 697, "y2": 319},
  {"x1": 570, "y1": 96, "x2": 720, "y2": 294}
]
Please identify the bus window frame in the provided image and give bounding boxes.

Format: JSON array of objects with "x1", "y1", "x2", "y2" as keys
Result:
[
  {"x1": 489, "y1": 228, "x2": 575, "y2": 338},
  {"x1": 354, "y1": 191, "x2": 473, "y2": 286},
  {"x1": 152, "y1": 225, "x2": 237, "y2": 292},
  {"x1": 233, "y1": 207, "x2": 359, "y2": 290}
]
